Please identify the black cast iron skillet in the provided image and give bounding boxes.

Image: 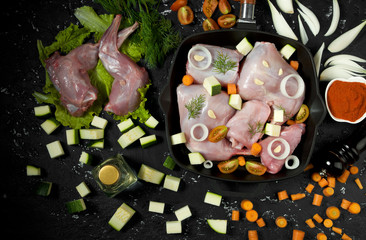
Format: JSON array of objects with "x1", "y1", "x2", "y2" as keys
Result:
[{"x1": 159, "y1": 1, "x2": 326, "y2": 184}]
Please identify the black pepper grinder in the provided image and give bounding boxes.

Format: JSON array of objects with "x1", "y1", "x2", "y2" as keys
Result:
[{"x1": 313, "y1": 120, "x2": 366, "y2": 177}]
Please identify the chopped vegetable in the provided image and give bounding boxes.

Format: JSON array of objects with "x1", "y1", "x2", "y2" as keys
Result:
[
  {"x1": 305, "y1": 183, "x2": 314, "y2": 193},
  {"x1": 312, "y1": 194, "x2": 323, "y2": 206},
  {"x1": 313, "y1": 213, "x2": 323, "y2": 223},
  {"x1": 256, "y1": 217, "x2": 266, "y2": 227},
  {"x1": 248, "y1": 230, "x2": 259, "y2": 240},
  {"x1": 137, "y1": 164, "x2": 165, "y2": 185},
  {"x1": 166, "y1": 221, "x2": 182, "y2": 234},
  {"x1": 174, "y1": 205, "x2": 192, "y2": 221},
  {"x1": 231, "y1": 210, "x2": 240, "y2": 221},
  {"x1": 207, "y1": 219, "x2": 227, "y2": 234},
  {"x1": 326, "y1": 206, "x2": 340, "y2": 220},
  {"x1": 250, "y1": 143, "x2": 262, "y2": 156},
  {"x1": 303, "y1": 163, "x2": 314, "y2": 172},
  {"x1": 218, "y1": 0, "x2": 231, "y2": 14},
  {"x1": 236, "y1": 37, "x2": 253, "y2": 56},
  {"x1": 313, "y1": 42, "x2": 325, "y2": 76},
  {"x1": 337, "y1": 169, "x2": 350, "y2": 183},
  {"x1": 297, "y1": 14, "x2": 309, "y2": 45},
  {"x1": 203, "y1": 160, "x2": 213, "y2": 169},
  {"x1": 323, "y1": 187, "x2": 334, "y2": 197},
  {"x1": 185, "y1": 94, "x2": 205, "y2": 119},
  {"x1": 285, "y1": 155, "x2": 300, "y2": 170},
  {"x1": 202, "y1": 18, "x2": 220, "y2": 31},
  {"x1": 305, "y1": 218, "x2": 315, "y2": 228},
  {"x1": 227, "y1": 83, "x2": 237, "y2": 95},
  {"x1": 241, "y1": 199, "x2": 254, "y2": 211},
  {"x1": 246, "y1": 209, "x2": 258, "y2": 222},
  {"x1": 295, "y1": 0, "x2": 320, "y2": 36},
  {"x1": 341, "y1": 233, "x2": 352, "y2": 240},
  {"x1": 217, "y1": 14, "x2": 236, "y2": 28},
  {"x1": 204, "y1": 191, "x2": 222, "y2": 206},
  {"x1": 108, "y1": 203, "x2": 135, "y2": 231},
  {"x1": 208, "y1": 125, "x2": 228, "y2": 143},
  {"x1": 76, "y1": 182, "x2": 91, "y2": 197},
  {"x1": 228, "y1": 94, "x2": 242, "y2": 110},
  {"x1": 340, "y1": 198, "x2": 351, "y2": 210},
  {"x1": 275, "y1": 216, "x2": 287, "y2": 228},
  {"x1": 332, "y1": 226, "x2": 342, "y2": 235},
  {"x1": 46, "y1": 140, "x2": 65, "y2": 159},
  {"x1": 204, "y1": 75, "x2": 222, "y2": 96},
  {"x1": 140, "y1": 135, "x2": 157, "y2": 148},
  {"x1": 355, "y1": 178, "x2": 363, "y2": 189},
  {"x1": 349, "y1": 165, "x2": 359, "y2": 175},
  {"x1": 277, "y1": 190, "x2": 289, "y2": 201},
  {"x1": 177, "y1": 6, "x2": 194, "y2": 25},
  {"x1": 280, "y1": 44, "x2": 296, "y2": 60},
  {"x1": 218, "y1": 158, "x2": 239, "y2": 174},
  {"x1": 238, "y1": 156, "x2": 246, "y2": 166},
  {"x1": 292, "y1": 229, "x2": 305, "y2": 240},
  {"x1": 245, "y1": 161, "x2": 267, "y2": 176},
  {"x1": 348, "y1": 202, "x2": 361, "y2": 214},
  {"x1": 36, "y1": 181, "x2": 52, "y2": 196},
  {"x1": 34, "y1": 105, "x2": 52, "y2": 118},
  {"x1": 328, "y1": 20, "x2": 366, "y2": 53},
  {"x1": 318, "y1": 178, "x2": 329, "y2": 188},
  {"x1": 182, "y1": 74, "x2": 194, "y2": 86},
  {"x1": 27, "y1": 165, "x2": 41, "y2": 176},
  {"x1": 316, "y1": 233, "x2": 327, "y2": 240},
  {"x1": 170, "y1": 0, "x2": 187, "y2": 11},
  {"x1": 190, "y1": 123, "x2": 209, "y2": 142},
  {"x1": 163, "y1": 175, "x2": 181, "y2": 192},
  {"x1": 163, "y1": 156, "x2": 176, "y2": 170},
  {"x1": 203, "y1": 0, "x2": 219, "y2": 18},
  {"x1": 324, "y1": 0, "x2": 340, "y2": 36},
  {"x1": 290, "y1": 60, "x2": 299, "y2": 71},
  {"x1": 323, "y1": 219, "x2": 333, "y2": 228},
  {"x1": 188, "y1": 152, "x2": 206, "y2": 165},
  {"x1": 311, "y1": 172, "x2": 322, "y2": 182},
  {"x1": 65, "y1": 198, "x2": 87, "y2": 214},
  {"x1": 291, "y1": 193, "x2": 306, "y2": 201},
  {"x1": 41, "y1": 118, "x2": 60, "y2": 135},
  {"x1": 118, "y1": 126, "x2": 145, "y2": 149},
  {"x1": 276, "y1": 0, "x2": 294, "y2": 14},
  {"x1": 149, "y1": 201, "x2": 165, "y2": 214},
  {"x1": 327, "y1": 176, "x2": 336, "y2": 188}
]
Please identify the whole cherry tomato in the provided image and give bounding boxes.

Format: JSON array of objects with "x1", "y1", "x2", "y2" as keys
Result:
[
  {"x1": 202, "y1": 0, "x2": 218, "y2": 18},
  {"x1": 208, "y1": 125, "x2": 228, "y2": 142},
  {"x1": 218, "y1": 158, "x2": 239, "y2": 174},
  {"x1": 202, "y1": 18, "x2": 220, "y2": 31},
  {"x1": 178, "y1": 6, "x2": 194, "y2": 25},
  {"x1": 217, "y1": 14, "x2": 236, "y2": 28}
]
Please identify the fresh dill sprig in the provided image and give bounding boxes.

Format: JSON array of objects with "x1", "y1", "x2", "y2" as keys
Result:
[
  {"x1": 185, "y1": 94, "x2": 206, "y2": 119},
  {"x1": 248, "y1": 121, "x2": 265, "y2": 137},
  {"x1": 213, "y1": 51, "x2": 237, "y2": 74}
]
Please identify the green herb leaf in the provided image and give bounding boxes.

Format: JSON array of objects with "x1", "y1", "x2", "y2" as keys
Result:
[
  {"x1": 185, "y1": 94, "x2": 206, "y2": 119},
  {"x1": 248, "y1": 121, "x2": 265, "y2": 137},
  {"x1": 213, "y1": 51, "x2": 237, "y2": 74}
]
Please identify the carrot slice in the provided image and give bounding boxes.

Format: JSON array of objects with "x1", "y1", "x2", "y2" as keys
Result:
[
  {"x1": 355, "y1": 178, "x2": 363, "y2": 189},
  {"x1": 182, "y1": 74, "x2": 194, "y2": 86},
  {"x1": 311, "y1": 172, "x2": 322, "y2": 182},
  {"x1": 340, "y1": 198, "x2": 351, "y2": 210},
  {"x1": 312, "y1": 194, "x2": 323, "y2": 206},
  {"x1": 303, "y1": 163, "x2": 314, "y2": 172},
  {"x1": 318, "y1": 178, "x2": 329, "y2": 188},
  {"x1": 341, "y1": 233, "x2": 352, "y2": 240},
  {"x1": 326, "y1": 206, "x2": 340, "y2": 220},
  {"x1": 348, "y1": 202, "x2": 361, "y2": 214},
  {"x1": 227, "y1": 83, "x2": 237, "y2": 95},
  {"x1": 305, "y1": 218, "x2": 315, "y2": 228},
  {"x1": 290, "y1": 60, "x2": 299, "y2": 71},
  {"x1": 246, "y1": 209, "x2": 258, "y2": 222},
  {"x1": 323, "y1": 187, "x2": 334, "y2": 197},
  {"x1": 349, "y1": 165, "x2": 359, "y2": 175},
  {"x1": 323, "y1": 219, "x2": 333, "y2": 228},
  {"x1": 305, "y1": 183, "x2": 314, "y2": 193},
  {"x1": 277, "y1": 190, "x2": 289, "y2": 201},
  {"x1": 292, "y1": 229, "x2": 305, "y2": 240},
  {"x1": 316, "y1": 232, "x2": 327, "y2": 240},
  {"x1": 291, "y1": 193, "x2": 306, "y2": 201},
  {"x1": 313, "y1": 213, "x2": 323, "y2": 223},
  {"x1": 250, "y1": 143, "x2": 262, "y2": 156},
  {"x1": 232, "y1": 210, "x2": 240, "y2": 221},
  {"x1": 238, "y1": 156, "x2": 246, "y2": 166},
  {"x1": 332, "y1": 226, "x2": 342, "y2": 235},
  {"x1": 256, "y1": 217, "x2": 266, "y2": 227},
  {"x1": 241, "y1": 199, "x2": 253, "y2": 211},
  {"x1": 248, "y1": 230, "x2": 258, "y2": 240},
  {"x1": 327, "y1": 176, "x2": 336, "y2": 188},
  {"x1": 337, "y1": 169, "x2": 350, "y2": 183},
  {"x1": 275, "y1": 216, "x2": 287, "y2": 228}
]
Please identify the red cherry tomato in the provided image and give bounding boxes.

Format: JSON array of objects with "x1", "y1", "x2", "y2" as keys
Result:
[
  {"x1": 245, "y1": 161, "x2": 267, "y2": 176},
  {"x1": 218, "y1": 0, "x2": 231, "y2": 14},
  {"x1": 178, "y1": 6, "x2": 194, "y2": 25},
  {"x1": 203, "y1": 18, "x2": 220, "y2": 31},
  {"x1": 170, "y1": 0, "x2": 187, "y2": 11},
  {"x1": 217, "y1": 14, "x2": 236, "y2": 28},
  {"x1": 208, "y1": 125, "x2": 228, "y2": 143},
  {"x1": 218, "y1": 158, "x2": 239, "y2": 174},
  {"x1": 202, "y1": 0, "x2": 218, "y2": 18}
]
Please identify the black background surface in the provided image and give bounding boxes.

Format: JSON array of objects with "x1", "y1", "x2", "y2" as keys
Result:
[{"x1": 2, "y1": 0, "x2": 366, "y2": 239}]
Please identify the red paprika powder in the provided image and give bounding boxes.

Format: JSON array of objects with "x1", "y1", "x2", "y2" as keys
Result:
[{"x1": 327, "y1": 80, "x2": 366, "y2": 122}]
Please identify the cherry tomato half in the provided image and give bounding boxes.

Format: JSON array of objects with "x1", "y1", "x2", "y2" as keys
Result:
[
  {"x1": 218, "y1": 158, "x2": 239, "y2": 174},
  {"x1": 208, "y1": 125, "x2": 228, "y2": 143},
  {"x1": 218, "y1": 0, "x2": 231, "y2": 14},
  {"x1": 178, "y1": 6, "x2": 194, "y2": 25},
  {"x1": 217, "y1": 14, "x2": 236, "y2": 28},
  {"x1": 203, "y1": 18, "x2": 220, "y2": 31},
  {"x1": 245, "y1": 161, "x2": 267, "y2": 176},
  {"x1": 170, "y1": 0, "x2": 187, "y2": 11},
  {"x1": 203, "y1": 0, "x2": 218, "y2": 18},
  {"x1": 295, "y1": 104, "x2": 309, "y2": 123}
]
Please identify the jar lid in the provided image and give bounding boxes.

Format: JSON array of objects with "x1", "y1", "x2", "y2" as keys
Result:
[{"x1": 99, "y1": 165, "x2": 119, "y2": 185}]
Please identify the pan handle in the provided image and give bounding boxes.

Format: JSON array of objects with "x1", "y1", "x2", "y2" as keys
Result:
[{"x1": 238, "y1": 0, "x2": 256, "y2": 25}]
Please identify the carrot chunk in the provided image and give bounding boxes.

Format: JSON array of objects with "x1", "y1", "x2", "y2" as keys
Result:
[
  {"x1": 332, "y1": 226, "x2": 342, "y2": 235},
  {"x1": 248, "y1": 230, "x2": 258, "y2": 240},
  {"x1": 341, "y1": 233, "x2": 352, "y2": 240},
  {"x1": 275, "y1": 216, "x2": 287, "y2": 228},
  {"x1": 318, "y1": 178, "x2": 328, "y2": 188},
  {"x1": 313, "y1": 213, "x2": 323, "y2": 223},
  {"x1": 323, "y1": 187, "x2": 334, "y2": 197},
  {"x1": 355, "y1": 178, "x2": 363, "y2": 189},
  {"x1": 337, "y1": 169, "x2": 350, "y2": 183},
  {"x1": 349, "y1": 165, "x2": 359, "y2": 175},
  {"x1": 290, "y1": 60, "x2": 299, "y2": 71},
  {"x1": 250, "y1": 143, "x2": 262, "y2": 156},
  {"x1": 323, "y1": 219, "x2": 333, "y2": 228},
  {"x1": 182, "y1": 74, "x2": 194, "y2": 86},
  {"x1": 246, "y1": 209, "x2": 258, "y2": 222},
  {"x1": 305, "y1": 218, "x2": 315, "y2": 228},
  {"x1": 311, "y1": 172, "x2": 322, "y2": 182},
  {"x1": 348, "y1": 202, "x2": 361, "y2": 214},
  {"x1": 292, "y1": 229, "x2": 305, "y2": 240},
  {"x1": 303, "y1": 163, "x2": 314, "y2": 172},
  {"x1": 291, "y1": 193, "x2": 306, "y2": 201},
  {"x1": 327, "y1": 176, "x2": 336, "y2": 188},
  {"x1": 256, "y1": 217, "x2": 266, "y2": 227},
  {"x1": 241, "y1": 199, "x2": 253, "y2": 211},
  {"x1": 277, "y1": 190, "x2": 289, "y2": 201},
  {"x1": 312, "y1": 194, "x2": 323, "y2": 206},
  {"x1": 316, "y1": 232, "x2": 327, "y2": 240},
  {"x1": 232, "y1": 210, "x2": 240, "y2": 221},
  {"x1": 305, "y1": 183, "x2": 314, "y2": 193},
  {"x1": 238, "y1": 156, "x2": 246, "y2": 166},
  {"x1": 326, "y1": 206, "x2": 340, "y2": 220},
  {"x1": 340, "y1": 198, "x2": 351, "y2": 210},
  {"x1": 227, "y1": 83, "x2": 237, "y2": 95}
]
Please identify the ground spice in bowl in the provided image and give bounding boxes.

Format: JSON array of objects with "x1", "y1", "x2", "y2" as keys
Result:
[{"x1": 326, "y1": 78, "x2": 366, "y2": 123}]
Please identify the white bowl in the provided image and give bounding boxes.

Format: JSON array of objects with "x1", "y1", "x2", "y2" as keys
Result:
[{"x1": 325, "y1": 76, "x2": 366, "y2": 124}]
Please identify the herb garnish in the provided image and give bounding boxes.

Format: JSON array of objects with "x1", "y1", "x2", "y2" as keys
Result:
[
  {"x1": 213, "y1": 51, "x2": 237, "y2": 74},
  {"x1": 248, "y1": 121, "x2": 265, "y2": 137},
  {"x1": 185, "y1": 94, "x2": 206, "y2": 119}
]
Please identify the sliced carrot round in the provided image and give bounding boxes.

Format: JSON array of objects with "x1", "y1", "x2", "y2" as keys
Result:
[{"x1": 246, "y1": 209, "x2": 258, "y2": 222}]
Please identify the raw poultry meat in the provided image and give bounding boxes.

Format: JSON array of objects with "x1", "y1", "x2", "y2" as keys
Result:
[
  {"x1": 226, "y1": 100, "x2": 271, "y2": 149},
  {"x1": 99, "y1": 15, "x2": 149, "y2": 116},
  {"x1": 186, "y1": 44, "x2": 243, "y2": 86},
  {"x1": 237, "y1": 42, "x2": 305, "y2": 123},
  {"x1": 177, "y1": 84, "x2": 248, "y2": 160},
  {"x1": 45, "y1": 43, "x2": 99, "y2": 116},
  {"x1": 259, "y1": 123, "x2": 305, "y2": 174}
]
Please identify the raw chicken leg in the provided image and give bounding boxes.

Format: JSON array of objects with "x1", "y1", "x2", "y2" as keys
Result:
[
  {"x1": 45, "y1": 43, "x2": 99, "y2": 116},
  {"x1": 99, "y1": 15, "x2": 149, "y2": 116},
  {"x1": 177, "y1": 84, "x2": 247, "y2": 161}
]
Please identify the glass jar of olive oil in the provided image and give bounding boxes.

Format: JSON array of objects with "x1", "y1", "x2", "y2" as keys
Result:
[{"x1": 92, "y1": 154, "x2": 138, "y2": 197}]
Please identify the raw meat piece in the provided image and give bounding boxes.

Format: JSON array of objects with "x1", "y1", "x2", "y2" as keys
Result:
[
  {"x1": 99, "y1": 15, "x2": 149, "y2": 116},
  {"x1": 226, "y1": 100, "x2": 271, "y2": 149},
  {"x1": 259, "y1": 123, "x2": 306, "y2": 174},
  {"x1": 177, "y1": 84, "x2": 247, "y2": 161},
  {"x1": 45, "y1": 43, "x2": 99, "y2": 116},
  {"x1": 237, "y1": 42, "x2": 305, "y2": 123},
  {"x1": 186, "y1": 44, "x2": 243, "y2": 86}
]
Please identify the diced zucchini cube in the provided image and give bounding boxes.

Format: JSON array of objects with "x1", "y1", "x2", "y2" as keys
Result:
[
  {"x1": 174, "y1": 205, "x2": 192, "y2": 221},
  {"x1": 91, "y1": 116, "x2": 108, "y2": 129},
  {"x1": 46, "y1": 140, "x2": 64, "y2": 158},
  {"x1": 65, "y1": 198, "x2": 87, "y2": 214},
  {"x1": 236, "y1": 37, "x2": 253, "y2": 56},
  {"x1": 145, "y1": 115, "x2": 159, "y2": 129},
  {"x1": 88, "y1": 139, "x2": 104, "y2": 149},
  {"x1": 188, "y1": 152, "x2": 205, "y2": 165},
  {"x1": 40, "y1": 117, "x2": 60, "y2": 135},
  {"x1": 163, "y1": 156, "x2": 176, "y2": 170},
  {"x1": 117, "y1": 118, "x2": 134, "y2": 133},
  {"x1": 137, "y1": 164, "x2": 165, "y2": 185},
  {"x1": 76, "y1": 182, "x2": 91, "y2": 197},
  {"x1": 166, "y1": 221, "x2": 182, "y2": 234},
  {"x1": 203, "y1": 76, "x2": 221, "y2": 96},
  {"x1": 228, "y1": 94, "x2": 242, "y2": 110},
  {"x1": 273, "y1": 109, "x2": 284, "y2": 123},
  {"x1": 140, "y1": 135, "x2": 157, "y2": 148},
  {"x1": 66, "y1": 129, "x2": 79, "y2": 145},
  {"x1": 118, "y1": 126, "x2": 145, "y2": 149},
  {"x1": 26, "y1": 165, "x2": 41, "y2": 176},
  {"x1": 163, "y1": 175, "x2": 181, "y2": 192},
  {"x1": 280, "y1": 44, "x2": 296, "y2": 60},
  {"x1": 34, "y1": 105, "x2": 51, "y2": 118},
  {"x1": 264, "y1": 123, "x2": 281, "y2": 137},
  {"x1": 36, "y1": 181, "x2": 52, "y2": 196},
  {"x1": 149, "y1": 201, "x2": 165, "y2": 214},
  {"x1": 204, "y1": 191, "x2": 222, "y2": 206},
  {"x1": 79, "y1": 151, "x2": 92, "y2": 165},
  {"x1": 108, "y1": 203, "x2": 135, "y2": 231},
  {"x1": 79, "y1": 129, "x2": 104, "y2": 140},
  {"x1": 171, "y1": 132, "x2": 186, "y2": 145}
]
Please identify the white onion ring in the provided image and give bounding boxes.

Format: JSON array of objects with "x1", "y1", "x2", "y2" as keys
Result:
[
  {"x1": 285, "y1": 155, "x2": 300, "y2": 169},
  {"x1": 203, "y1": 160, "x2": 213, "y2": 169},
  {"x1": 267, "y1": 138, "x2": 291, "y2": 160},
  {"x1": 187, "y1": 45, "x2": 212, "y2": 70},
  {"x1": 190, "y1": 123, "x2": 209, "y2": 142},
  {"x1": 280, "y1": 74, "x2": 305, "y2": 99}
]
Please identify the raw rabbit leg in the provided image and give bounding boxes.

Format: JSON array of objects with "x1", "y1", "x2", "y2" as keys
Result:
[{"x1": 99, "y1": 15, "x2": 149, "y2": 116}]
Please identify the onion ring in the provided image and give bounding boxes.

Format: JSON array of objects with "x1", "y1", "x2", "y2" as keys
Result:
[
  {"x1": 280, "y1": 74, "x2": 305, "y2": 99},
  {"x1": 188, "y1": 45, "x2": 212, "y2": 70},
  {"x1": 190, "y1": 123, "x2": 209, "y2": 142},
  {"x1": 267, "y1": 138, "x2": 291, "y2": 160},
  {"x1": 203, "y1": 160, "x2": 213, "y2": 169},
  {"x1": 285, "y1": 155, "x2": 300, "y2": 169}
]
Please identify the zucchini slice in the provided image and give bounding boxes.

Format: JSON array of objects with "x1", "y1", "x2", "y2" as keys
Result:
[
  {"x1": 36, "y1": 181, "x2": 52, "y2": 196},
  {"x1": 109, "y1": 203, "x2": 135, "y2": 231},
  {"x1": 40, "y1": 117, "x2": 60, "y2": 135},
  {"x1": 140, "y1": 135, "x2": 157, "y2": 148},
  {"x1": 65, "y1": 199, "x2": 87, "y2": 214},
  {"x1": 118, "y1": 126, "x2": 145, "y2": 149},
  {"x1": 34, "y1": 105, "x2": 52, "y2": 118}
]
